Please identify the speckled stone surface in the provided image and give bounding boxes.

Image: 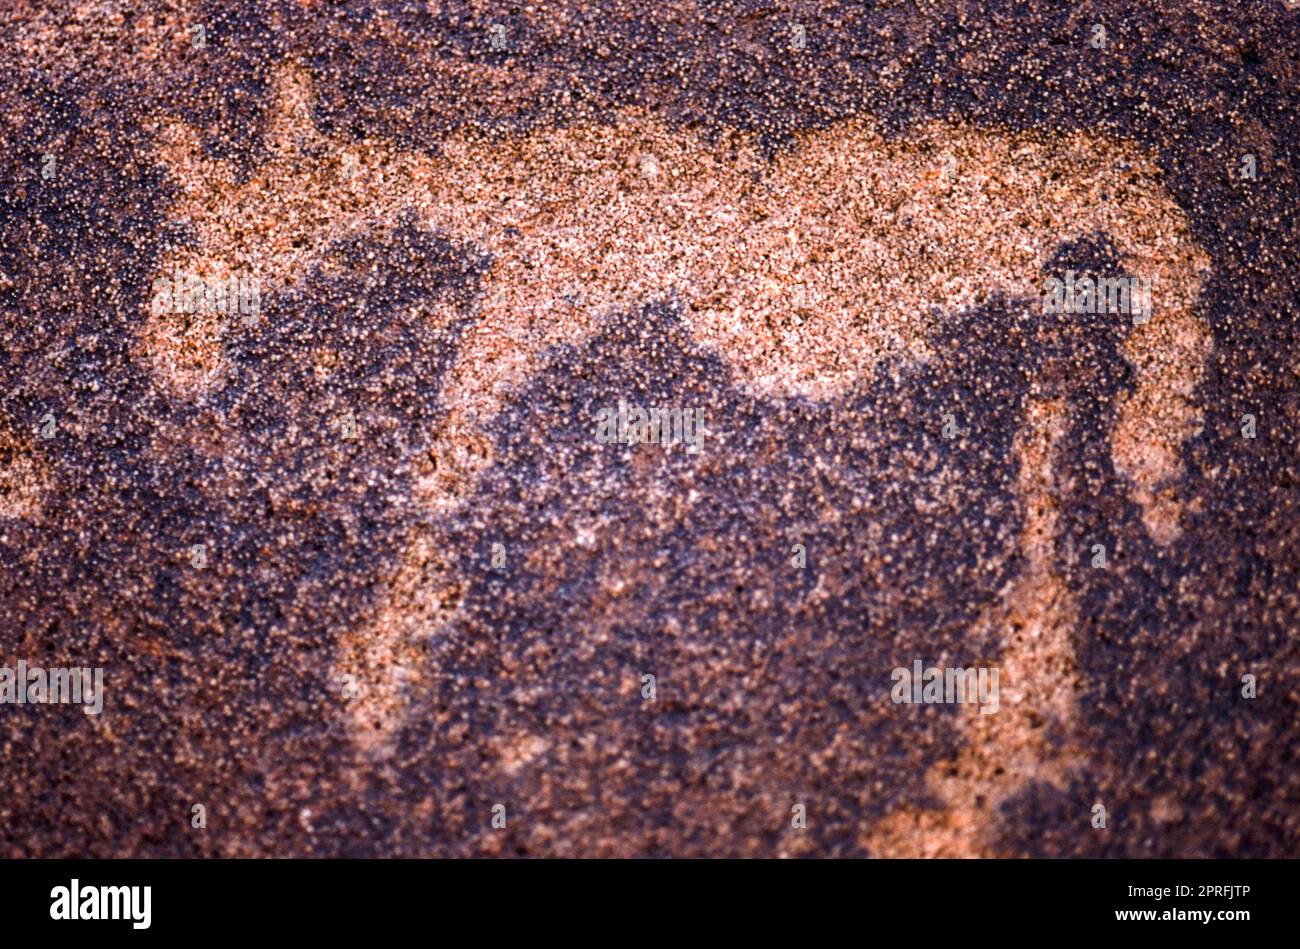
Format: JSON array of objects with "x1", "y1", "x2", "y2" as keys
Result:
[{"x1": 0, "y1": 0, "x2": 1296, "y2": 857}]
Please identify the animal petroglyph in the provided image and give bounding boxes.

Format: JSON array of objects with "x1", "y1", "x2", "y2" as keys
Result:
[{"x1": 143, "y1": 66, "x2": 1213, "y2": 839}]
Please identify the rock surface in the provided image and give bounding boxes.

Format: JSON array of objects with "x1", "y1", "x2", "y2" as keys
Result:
[{"x1": 0, "y1": 0, "x2": 1296, "y2": 857}]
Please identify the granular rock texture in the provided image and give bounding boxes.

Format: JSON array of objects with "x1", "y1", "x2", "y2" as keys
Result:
[{"x1": 0, "y1": 0, "x2": 1296, "y2": 857}]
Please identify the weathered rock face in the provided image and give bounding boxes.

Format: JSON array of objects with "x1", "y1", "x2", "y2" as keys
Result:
[{"x1": 0, "y1": 0, "x2": 1296, "y2": 858}]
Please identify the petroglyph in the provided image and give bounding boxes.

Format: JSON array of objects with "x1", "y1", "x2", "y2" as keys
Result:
[{"x1": 144, "y1": 66, "x2": 1213, "y2": 819}]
